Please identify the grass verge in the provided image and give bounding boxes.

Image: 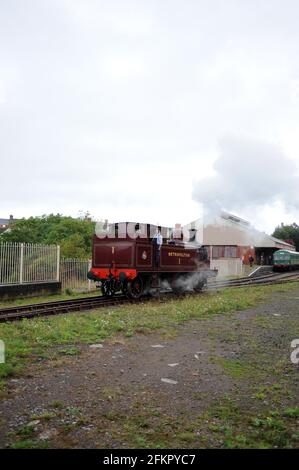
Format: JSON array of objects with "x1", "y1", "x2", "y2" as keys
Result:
[{"x1": 0, "y1": 290, "x2": 99, "y2": 309}]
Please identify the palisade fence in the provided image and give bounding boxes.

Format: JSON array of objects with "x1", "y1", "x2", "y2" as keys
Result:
[
  {"x1": 0, "y1": 242, "x2": 60, "y2": 285},
  {"x1": 60, "y1": 258, "x2": 96, "y2": 292},
  {"x1": 0, "y1": 243, "x2": 96, "y2": 292}
]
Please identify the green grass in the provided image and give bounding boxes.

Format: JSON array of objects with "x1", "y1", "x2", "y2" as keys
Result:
[
  {"x1": 58, "y1": 346, "x2": 81, "y2": 356},
  {"x1": 283, "y1": 407, "x2": 299, "y2": 418},
  {"x1": 9, "y1": 439, "x2": 49, "y2": 449},
  {"x1": 216, "y1": 358, "x2": 255, "y2": 379},
  {"x1": 50, "y1": 400, "x2": 64, "y2": 409},
  {"x1": 107, "y1": 397, "x2": 299, "y2": 449},
  {"x1": 89, "y1": 389, "x2": 299, "y2": 448},
  {"x1": 0, "y1": 363, "x2": 15, "y2": 378},
  {"x1": 30, "y1": 412, "x2": 56, "y2": 421},
  {"x1": 16, "y1": 425, "x2": 35, "y2": 438},
  {"x1": 0, "y1": 290, "x2": 99, "y2": 309},
  {"x1": 0, "y1": 282, "x2": 299, "y2": 385}
]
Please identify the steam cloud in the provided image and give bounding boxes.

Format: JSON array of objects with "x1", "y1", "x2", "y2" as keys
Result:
[{"x1": 192, "y1": 136, "x2": 299, "y2": 216}]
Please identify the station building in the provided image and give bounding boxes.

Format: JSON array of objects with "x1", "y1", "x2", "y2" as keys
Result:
[{"x1": 187, "y1": 212, "x2": 294, "y2": 275}]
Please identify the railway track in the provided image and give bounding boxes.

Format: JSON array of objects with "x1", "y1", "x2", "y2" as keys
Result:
[
  {"x1": 1, "y1": 271, "x2": 299, "y2": 322},
  {"x1": 208, "y1": 271, "x2": 299, "y2": 289},
  {"x1": 0, "y1": 295, "x2": 130, "y2": 323}
]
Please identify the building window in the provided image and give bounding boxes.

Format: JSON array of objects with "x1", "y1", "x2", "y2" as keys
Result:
[
  {"x1": 212, "y1": 246, "x2": 237, "y2": 258},
  {"x1": 212, "y1": 246, "x2": 224, "y2": 258},
  {"x1": 224, "y1": 246, "x2": 237, "y2": 258}
]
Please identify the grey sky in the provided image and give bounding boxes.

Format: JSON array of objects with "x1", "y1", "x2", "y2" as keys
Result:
[
  {"x1": 193, "y1": 135, "x2": 299, "y2": 221},
  {"x1": 1, "y1": 0, "x2": 299, "y2": 232}
]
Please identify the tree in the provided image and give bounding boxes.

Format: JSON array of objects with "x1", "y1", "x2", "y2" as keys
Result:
[
  {"x1": 0, "y1": 214, "x2": 96, "y2": 258},
  {"x1": 272, "y1": 223, "x2": 299, "y2": 251}
]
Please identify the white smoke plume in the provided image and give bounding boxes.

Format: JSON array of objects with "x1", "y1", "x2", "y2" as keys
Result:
[{"x1": 192, "y1": 135, "x2": 299, "y2": 217}]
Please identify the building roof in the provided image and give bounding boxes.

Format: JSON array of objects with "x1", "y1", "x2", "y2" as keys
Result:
[
  {"x1": 220, "y1": 211, "x2": 250, "y2": 227},
  {"x1": 187, "y1": 212, "x2": 295, "y2": 250},
  {"x1": 269, "y1": 235, "x2": 295, "y2": 249}
]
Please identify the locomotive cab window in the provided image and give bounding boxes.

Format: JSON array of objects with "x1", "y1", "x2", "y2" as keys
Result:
[{"x1": 189, "y1": 229, "x2": 196, "y2": 242}]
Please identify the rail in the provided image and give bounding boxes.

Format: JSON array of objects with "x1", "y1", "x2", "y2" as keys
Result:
[{"x1": 0, "y1": 271, "x2": 299, "y2": 322}]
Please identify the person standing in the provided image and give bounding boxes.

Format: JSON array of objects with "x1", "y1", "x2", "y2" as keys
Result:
[
  {"x1": 153, "y1": 229, "x2": 163, "y2": 267},
  {"x1": 249, "y1": 255, "x2": 254, "y2": 268}
]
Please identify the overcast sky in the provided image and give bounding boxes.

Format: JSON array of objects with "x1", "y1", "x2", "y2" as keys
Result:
[{"x1": 1, "y1": 0, "x2": 299, "y2": 233}]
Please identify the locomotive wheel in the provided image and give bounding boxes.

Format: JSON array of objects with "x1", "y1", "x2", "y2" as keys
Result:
[
  {"x1": 170, "y1": 276, "x2": 185, "y2": 295},
  {"x1": 193, "y1": 280, "x2": 206, "y2": 293},
  {"x1": 127, "y1": 277, "x2": 144, "y2": 299},
  {"x1": 101, "y1": 280, "x2": 116, "y2": 297}
]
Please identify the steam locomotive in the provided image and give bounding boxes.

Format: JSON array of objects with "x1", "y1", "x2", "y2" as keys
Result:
[{"x1": 87, "y1": 222, "x2": 217, "y2": 298}]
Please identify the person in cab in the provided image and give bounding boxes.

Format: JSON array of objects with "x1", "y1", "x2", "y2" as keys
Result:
[{"x1": 153, "y1": 229, "x2": 163, "y2": 267}]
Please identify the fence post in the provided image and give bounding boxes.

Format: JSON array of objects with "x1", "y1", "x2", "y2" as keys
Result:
[
  {"x1": 19, "y1": 243, "x2": 24, "y2": 284},
  {"x1": 88, "y1": 259, "x2": 92, "y2": 292},
  {"x1": 56, "y1": 245, "x2": 61, "y2": 282}
]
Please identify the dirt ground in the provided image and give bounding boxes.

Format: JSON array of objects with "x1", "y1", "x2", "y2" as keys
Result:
[{"x1": 1, "y1": 287, "x2": 299, "y2": 448}]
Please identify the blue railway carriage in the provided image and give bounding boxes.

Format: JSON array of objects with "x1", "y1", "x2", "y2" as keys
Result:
[{"x1": 273, "y1": 249, "x2": 299, "y2": 271}]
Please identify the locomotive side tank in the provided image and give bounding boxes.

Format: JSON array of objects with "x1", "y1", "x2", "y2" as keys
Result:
[{"x1": 87, "y1": 222, "x2": 217, "y2": 298}]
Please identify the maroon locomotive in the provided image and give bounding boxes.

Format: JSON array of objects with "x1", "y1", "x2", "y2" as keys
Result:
[{"x1": 87, "y1": 222, "x2": 217, "y2": 298}]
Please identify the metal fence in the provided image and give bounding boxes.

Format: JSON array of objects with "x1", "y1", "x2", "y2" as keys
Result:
[
  {"x1": 0, "y1": 242, "x2": 60, "y2": 285},
  {"x1": 0, "y1": 243, "x2": 96, "y2": 292},
  {"x1": 60, "y1": 258, "x2": 96, "y2": 292}
]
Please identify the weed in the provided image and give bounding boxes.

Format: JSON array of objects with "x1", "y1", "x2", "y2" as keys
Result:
[
  {"x1": 51, "y1": 400, "x2": 64, "y2": 409},
  {"x1": 283, "y1": 407, "x2": 299, "y2": 418},
  {"x1": 9, "y1": 439, "x2": 49, "y2": 449},
  {"x1": 58, "y1": 347, "x2": 80, "y2": 356}
]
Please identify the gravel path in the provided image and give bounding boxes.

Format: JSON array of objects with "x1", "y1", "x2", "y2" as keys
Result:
[{"x1": 1, "y1": 287, "x2": 299, "y2": 448}]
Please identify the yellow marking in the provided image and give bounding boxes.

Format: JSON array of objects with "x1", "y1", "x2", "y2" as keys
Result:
[{"x1": 168, "y1": 252, "x2": 190, "y2": 258}]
